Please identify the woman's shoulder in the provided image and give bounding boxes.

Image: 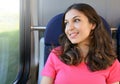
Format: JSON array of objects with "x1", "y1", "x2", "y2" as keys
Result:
[
  {"x1": 51, "y1": 46, "x2": 62, "y2": 55},
  {"x1": 106, "y1": 59, "x2": 120, "y2": 83},
  {"x1": 107, "y1": 59, "x2": 120, "y2": 71},
  {"x1": 48, "y1": 46, "x2": 62, "y2": 63},
  {"x1": 111, "y1": 59, "x2": 120, "y2": 68},
  {"x1": 52, "y1": 46, "x2": 62, "y2": 51}
]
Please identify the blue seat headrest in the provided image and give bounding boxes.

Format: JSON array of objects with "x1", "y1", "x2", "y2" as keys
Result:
[
  {"x1": 43, "y1": 14, "x2": 112, "y2": 64},
  {"x1": 44, "y1": 14, "x2": 111, "y2": 46},
  {"x1": 100, "y1": 16, "x2": 111, "y2": 36},
  {"x1": 44, "y1": 13, "x2": 64, "y2": 46}
]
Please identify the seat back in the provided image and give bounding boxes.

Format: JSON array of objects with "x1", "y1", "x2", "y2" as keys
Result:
[
  {"x1": 100, "y1": 16, "x2": 111, "y2": 36},
  {"x1": 116, "y1": 25, "x2": 120, "y2": 61},
  {"x1": 44, "y1": 14, "x2": 111, "y2": 64},
  {"x1": 44, "y1": 13, "x2": 64, "y2": 64}
]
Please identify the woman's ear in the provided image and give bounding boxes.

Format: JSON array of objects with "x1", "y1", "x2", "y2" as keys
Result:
[{"x1": 91, "y1": 24, "x2": 96, "y2": 30}]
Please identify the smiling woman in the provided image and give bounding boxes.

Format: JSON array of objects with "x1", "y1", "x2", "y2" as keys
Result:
[{"x1": 41, "y1": 3, "x2": 120, "y2": 84}]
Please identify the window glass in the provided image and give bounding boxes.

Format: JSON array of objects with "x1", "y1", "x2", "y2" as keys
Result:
[{"x1": 0, "y1": 0, "x2": 20, "y2": 84}]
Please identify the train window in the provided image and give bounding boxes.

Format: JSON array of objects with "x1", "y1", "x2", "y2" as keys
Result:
[{"x1": 0, "y1": 0, "x2": 20, "y2": 84}]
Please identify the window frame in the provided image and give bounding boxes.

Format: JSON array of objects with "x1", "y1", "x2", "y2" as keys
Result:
[{"x1": 13, "y1": 0, "x2": 31, "y2": 83}]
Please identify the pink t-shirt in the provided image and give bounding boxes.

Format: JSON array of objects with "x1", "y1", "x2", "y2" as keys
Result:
[{"x1": 41, "y1": 47, "x2": 120, "y2": 84}]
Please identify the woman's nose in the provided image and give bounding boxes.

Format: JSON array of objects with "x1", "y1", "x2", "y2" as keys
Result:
[{"x1": 68, "y1": 23, "x2": 74, "y2": 30}]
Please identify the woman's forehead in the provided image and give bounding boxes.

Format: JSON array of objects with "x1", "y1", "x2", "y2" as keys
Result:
[{"x1": 65, "y1": 9, "x2": 86, "y2": 20}]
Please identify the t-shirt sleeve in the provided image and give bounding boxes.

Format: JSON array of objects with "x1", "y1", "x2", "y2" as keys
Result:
[
  {"x1": 41, "y1": 49, "x2": 57, "y2": 79},
  {"x1": 106, "y1": 59, "x2": 120, "y2": 83}
]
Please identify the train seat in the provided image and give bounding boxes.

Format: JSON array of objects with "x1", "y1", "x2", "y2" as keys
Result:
[
  {"x1": 43, "y1": 14, "x2": 111, "y2": 64},
  {"x1": 44, "y1": 13, "x2": 64, "y2": 64},
  {"x1": 38, "y1": 13, "x2": 63, "y2": 84},
  {"x1": 38, "y1": 13, "x2": 111, "y2": 84}
]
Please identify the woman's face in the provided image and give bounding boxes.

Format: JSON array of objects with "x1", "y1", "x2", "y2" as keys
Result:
[{"x1": 64, "y1": 9, "x2": 95, "y2": 45}]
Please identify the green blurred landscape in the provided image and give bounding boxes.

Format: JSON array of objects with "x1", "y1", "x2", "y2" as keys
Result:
[{"x1": 0, "y1": 12, "x2": 20, "y2": 84}]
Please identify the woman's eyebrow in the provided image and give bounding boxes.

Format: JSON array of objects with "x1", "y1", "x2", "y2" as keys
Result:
[
  {"x1": 65, "y1": 16, "x2": 80, "y2": 21},
  {"x1": 73, "y1": 16, "x2": 80, "y2": 19}
]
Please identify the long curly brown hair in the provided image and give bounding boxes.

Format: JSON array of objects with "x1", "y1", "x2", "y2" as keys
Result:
[{"x1": 58, "y1": 3, "x2": 117, "y2": 71}]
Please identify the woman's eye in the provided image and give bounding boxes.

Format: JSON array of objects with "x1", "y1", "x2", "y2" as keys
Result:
[
  {"x1": 74, "y1": 19, "x2": 80, "y2": 22},
  {"x1": 64, "y1": 21, "x2": 68, "y2": 26}
]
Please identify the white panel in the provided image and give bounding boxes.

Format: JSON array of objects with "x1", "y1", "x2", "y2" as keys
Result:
[
  {"x1": 38, "y1": 0, "x2": 120, "y2": 27},
  {"x1": 31, "y1": 0, "x2": 39, "y2": 26},
  {"x1": 106, "y1": 0, "x2": 120, "y2": 27}
]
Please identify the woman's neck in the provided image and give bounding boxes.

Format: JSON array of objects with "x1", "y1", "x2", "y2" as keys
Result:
[{"x1": 78, "y1": 44, "x2": 89, "y2": 58}]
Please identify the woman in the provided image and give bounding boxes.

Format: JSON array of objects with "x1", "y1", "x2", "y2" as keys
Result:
[{"x1": 41, "y1": 3, "x2": 120, "y2": 84}]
